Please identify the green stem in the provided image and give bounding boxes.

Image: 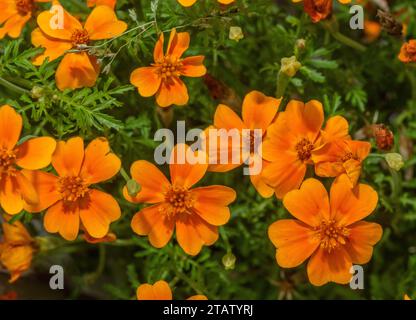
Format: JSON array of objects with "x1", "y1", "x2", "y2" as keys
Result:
[
  {"x1": 0, "y1": 77, "x2": 30, "y2": 95},
  {"x1": 276, "y1": 71, "x2": 290, "y2": 99},
  {"x1": 120, "y1": 167, "x2": 130, "y2": 182}
]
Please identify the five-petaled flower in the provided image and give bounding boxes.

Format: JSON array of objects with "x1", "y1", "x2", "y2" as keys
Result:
[
  {"x1": 31, "y1": 1, "x2": 127, "y2": 90},
  {"x1": 0, "y1": 0, "x2": 51, "y2": 39},
  {"x1": 23, "y1": 137, "x2": 121, "y2": 241},
  {"x1": 125, "y1": 144, "x2": 236, "y2": 256},
  {"x1": 130, "y1": 29, "x2": 207, "y2": 107},
  {"x1": 137, "y1": 280, "x2": 207, "y2": 300},
  {"x1": 268, "y1": 175, "x2": 382, "y2": 286},
  {"x1": 0, "y1": 105, "x2": 56, "y2": 215},
  {"x1": 0, "y1": 216, "x2": 36, "y2": 283}
]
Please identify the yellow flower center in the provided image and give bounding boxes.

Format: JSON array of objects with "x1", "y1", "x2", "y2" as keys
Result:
[
  {"x1": 15, "y1": 0, "x2": 34, "y2": 16},
  {"x1": 295, "y1": 138, "x2": 314, "y2": 162},
  {"x1": 71, "y1": 29, "x2": 90, "y2": 46},
  {"x1": 340, "y1": 152, "x2": 359, "y2": 162},
  {"x1": 163, "y1": 185, "x2": 194, "y2": 218},
  {"x1": 156, "y1": 56, "x2": 183, "y2": 80},
  {"x1": 0, "y1": 148, "x2": 17, "y2": 177},
  {"x1": 314, "y1": 219, "x2": 350, "y2": 252},
  {"x1": 58, "y1": 176, "x2": 89, "y2": 202}
]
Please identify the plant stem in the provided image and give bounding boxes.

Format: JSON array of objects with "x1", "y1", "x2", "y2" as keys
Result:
[{"x1": 0, "y1": 76, "x2": 30, "y2": 95}]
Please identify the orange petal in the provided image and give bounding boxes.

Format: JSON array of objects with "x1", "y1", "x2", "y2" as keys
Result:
[
  {"x1": 344, "y1": 221, "x2": 382, "y2": 264},
  {"x1": 180, "y1": 56, "x2": 207, "y2": 77},
  {"x1": 0, "y1": 245, "x2": 33, "y2": 283},
  {"x1": 191, "y1": 185, "x2": 236, "y2": 226},
  {"x1": 189, "y1": 214, "x2": 218, "y2": 245},
  {"x1": 84, "y1": 5, "x2": 127, "y2": 40},
  {"x1": 177, "y1": 0, "x2": 198, "y2": 7},
  {"x1": 187, "y1": 295, "x2": 208, "y2": 300},
  {"x1": 214, "y1": 104, "x2": 245, "y2": 131},
  {"x1": 330, "y1": 174, "x2": 378, "y2": 226},
  {"x1": 156, "y1": 77, "x2": 189, "y2": 107},
  {"x1": 37, "y1": 3, "x2": 82, "y2": 40},
  {"x1": 137, "y1": 280, "x2": 172, "y2": 300},
  {"x1": 123, "y1": 160, "x2": 170, "y2": 204},
  {"x1": 242, "y1": 91, "x2": 281, "y2": 131},
  {"x1": 130, "y1": 67, "x2": 161, "y2": 97},
  {"x1": 2, "y1": 219, "x2": 32, "y2": 244},
  {"x1": 16, "y1": 137, "x2": 56, "y2": 170},
  {"x1": 166, "y1": 29, "x2": 190, "y2": 59},
  {"x1": 80, "y1": 137, "x2": 121, "y2": 184},
  {"x1": 31, "y1": 28, "x2": 72, "y2": 66},
  {"x1": 153, "y1": 32, "x2": 164, "y2": 63},
  {"x1": 87, "y1": 0, "x2": 117, "y2": 9},
  {"x1": 55, "y1": 52, "x2": 100, "y2": 90},
  {"x1": 0, "y1": 176, "x2": 24, "y2": 215},
  {"x1": 44, "y1": 200, "x2": 80, "y2": 241},
  {"x1": 307, "y1": 247, "x2": 352, "y2": 286},
  {"x1": 169, "y1": 144, "x2": 208, "y2": 189},
  {"x1": 0, "y1": 13, "x2": 30, "y2": 39},
  {"x1": 52, "y1": 137, "x2": 84, "y2": 177},
  {"x1": 249, "y1": 171, "x2": 274, "y2": 198},
  {"x1": 14, "y1": 172, "x2": 39, "y2": 205},
  {"x1": 22, "y1": 170, "x2": 60, "y2": 213},
  {"x1": 343, "y1": 159, "x2": 361, "y2": 187},
  {"x1": 79, "y1": 189, "x2": 121, "y2": 238},
  {"x1": 283, "y1": 178, "x2": 330, "y2": 226},
  {"x1": 348, "y1": 140, "x2": 371, "y2": 161},
  {"x1": 320, "y1": 116, "x2": 350, "y2": 144},
  {"x1": 0, "y1": 105, "x2": 22, "y2": 150},
  {"x1": 176, "y1": 214, "x2": 204, "y2": 256},
  {"x1": 268, "y1": 219, "x2": 319, "y2": 268}
]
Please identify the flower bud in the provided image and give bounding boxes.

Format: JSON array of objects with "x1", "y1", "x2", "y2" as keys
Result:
[
  {"x1": 222, "y1": 252, "x2": 236, "y2": 270},
  {"x1": 280, "y1": 56, "x2": 302, "y2": 78},
  {"x1": 296, "y1": 39, "x2": 306, "y2": 51},
  {"x1": 385, "y1": 153, "x2": 404, "y2": 171},
  {"x1": 31, "y1": 86, "x2": 44, "y2": 99},
  {"x1": 126, "y1": 179, "x2": 141, "y2": 197},
  {"x1": 229, "y1": 26, "x2": 244, "y2": 42}
]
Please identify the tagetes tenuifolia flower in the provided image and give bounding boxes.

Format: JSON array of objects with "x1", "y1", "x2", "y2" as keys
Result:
[
  {"x1": 125, "y1": 144, "x2": 236, "y2": 256},
  {"x1": 292, "y1": 0, "x2": 351, "y2": 23},
  {"x1": 177, "y1": 0, "x2": 234, "y2": 7},
  {"x1": 262, "y1": 100, "x2": 349, "y2": 199},
  {"x1": 130, "y1": 29, "x2": 207, "y2": 107},
  {"x1": 137, "y1": 280, "x2": 207, "y2": 300},
  {"x1": 87, "y1": 0, "x2": 116, "y2": 9},
  {"x1": 23, "y1": 137, "x2": 121, "y2": 241},
  {"x1": 313, "y1": 139, "x2": 371, "y2": 188},
  {"x1": 0, "y1": 0, "x2": 51, "y2": 39},
  {"x1": 268, "y1": 175, "x2": 382, "y2": 286},
  {"x1": 0, "y1": 217, "x2": 36, "y2": 283},
  {"x1": 31, "y1": 1, "x2": 127, "y2": 90},
  {"x1": 399, "y1": 40, "x2": 416, "y2": 63},
  {"x1": 207, "y1": 91, "x2": 281, "y2": 198},
  {"x1": 0, "y1": 105, "x2": 56, "y2": 215}
]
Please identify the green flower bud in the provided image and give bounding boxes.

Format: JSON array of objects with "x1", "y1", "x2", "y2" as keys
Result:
[{"x1": 385, "y1": 153, "x2": 404, "y2": 171}]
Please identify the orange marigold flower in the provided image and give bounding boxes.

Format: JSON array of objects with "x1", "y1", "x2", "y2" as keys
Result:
[
  {"x1": 313, "y1": 139, "x2": 371, "y2": 188},
  {"x1": 207, "y1": 91, "x2": 282, "y2": 198},
  {"x1": 262, "y1": 100, "x2": 349, "y2": 199},
  {"x1": 31, "y1": 1, "x2": 127, "y2": 90},
  {"x1": 363, "y1": 20, "x2": 381, "y2": 43},
  {"x1": 137, "y1": 280, "x2": 207, "y2": 300},
  {"x1": 130, "y1": 29, "x2": 207, "y2": 108},
  {"x1": 268, "y1": 175, "x2": 382, "y2": 286},
  {"x1": 87, "y1": 0, "x2": 116, "y2": 9},
  {"x1": 125, "y1": 144, "x2": 236, "y2": 256},
  {"x1": 398, "y1": 39, "x2": 416, "y2": 63},
  {"x1": 0, "y1": 105, "x2": 56, "y2": 215},
  {"x1": 0, "y1": 217, "x2": 36, "y2": 283},
  {"x1": 0, "y1": 0, "x2": 51, "y2": 39},
  {"x1": 292, "y1": 0, "x2": 351, "y2": 23},
  {"x1": 23, "y1": 137, "x2": 121, "y2": 241},
  {"x1": 177, "y1": 0, "x2": 234, "y2": 7}
]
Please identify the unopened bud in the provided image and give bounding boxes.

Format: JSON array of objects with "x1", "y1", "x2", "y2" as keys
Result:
[
  {"x1": 222, "y1": 252, "x2": 236, "y2": 270},
  {"x1": 229, "y1": 26, "x2": 244, "y2": 42},
  {"x1": 126, "y1": 179, "x2": 141, "y2": 197},
  {"x1": 385, "y1": 153, "x2": 404, "y2": 171},
  {"x1": 31, "y1": 86, "x2": 44, "y2": 99},
  {"x1": 280, "y1": 56, "x2": 302, "y2": 78},
  {"x1": 296, "y1": 39, "x2": 306, "y2": 50}
]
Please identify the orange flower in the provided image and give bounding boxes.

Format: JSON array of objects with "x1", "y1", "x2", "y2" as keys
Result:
[
  {"x1": 0, "y1": 0, "x2": 50, "y2": 39},
  {"x1": 125, "y1": 144, "x2": 236, "y2": 256},
  {"x1": 268, "y1": 175, "x2": 382, "y2": 286},
  {"x1": 313, "y1": 139, "x2": 371, "y2": 188},
  {"x1": 292, "y1": 0, "x2": 351, "y2": 23},
  {"x1": 83, "y1": 230, "x2": 116, "y2": 244},
  {"x1": 398, "y1": 40, "x2": 416, "y2": 63},
  {"x1": 137, "y1": 280, "x2": 207, "y2": 300},
  {"x1": 262, "y1": 100, "x2": 349, "y2": 199},
  {"x1": 177, "y1": 0, "x2": 234, "y2": 7},
  {"x1": 23, "y1": 137, "x2": 121, "y2": 241},
  {"x1": 363, "y1": 20, "x2": 381, "y2": 43},
  {"x1": 130, "y1": 29, "x2": 207, "y2": 107},
  {"x1": 0, "y1": 217, "x2": 36, "y2": 283},
  {"x1": 207, "y1": 91, "x2": 281, "y2": 198},
  {"x1": 87, "y1": 0, "x2": 116, "y2": 9},
  {"x1": 31, "y1": 1, "x2": 127, "y2": 90},
  {"x1": 0, "y1": 105, "x2": 56, "y2": 215}
]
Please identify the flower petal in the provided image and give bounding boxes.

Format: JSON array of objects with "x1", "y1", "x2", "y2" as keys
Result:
[
  {"x1": 0, "y1": 105, "x2": 22, "y2": 150},
  {"x1": 16, "y1": 137, "x2": 56, "y2": 170},
  {"x1": 52, "y1": 137, "x2": 84, "y2": 177},
  {"x1": 214, "y1": 104, "x2": 245, "y2": 131},
  {"x1": 44, "y1": 200, "x2": 80, "y2": 241},
  {"x1": 176, "y1": 214, "x2": 204, "y2": 256},
  {"x1": 166, "y1": 29, "x2": 190, "y2": 59},
  {"x1": 137, "y1": 281, "x2": 172, "y2": 300},
  {"x1": 14, "y1": 172, "x2": 38, "y2": 205},
  {"x1": 84, "y1": 5, "x2": 127, "y2": 40},
  {"x1": 180, "y1": 56, "x2": 207, "y2": 77},
  {"x1": 242, "y1": 91, "x2": 281, "y2": 131},
  {"x1": 31, "y1": 28, "x2": 72, "y2": 66},
  {"x1": 130, "y1": 67, "x2": 161, "y2": 97},
  {"x1": 0, "y1": 13, "x2": 30, "y2": 39},
  {"x1": 345, "y1": 221, "x2": 382, "y2": 264},
  {"x1": 156, "y1": 77, "x2": 189, "y2": 107},
  {"x1": 0, "y1": 176, "x2": 24, "y2": 215}
]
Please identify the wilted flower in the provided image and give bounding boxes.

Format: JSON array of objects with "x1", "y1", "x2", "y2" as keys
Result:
[{"x1": 385, "y1": 153, "x2": 404, "y2": 171}]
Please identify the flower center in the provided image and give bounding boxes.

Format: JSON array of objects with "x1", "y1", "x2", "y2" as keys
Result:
[
  {"x1": 340, "y1": 152, "x2": 359, "y2": 162},
  {"x1": 15, "y1": 0, "x2": 34, "y2": 15},
  {"x1": 71, "y1": 29, "x2": 90, "y2": 46},
  {"x1": 314, "y1": 219, "x2": 350, "y2": 252},
  {"x1": 295, "y1": 138, "x2": 314, "y2": 162},
  {"x1": 58, "y1": 176, "x2": 89, "y2": 202},
  {"x1": 0, "y1": 148, "x2": 17, "y2": 177},
  {"x1": 156, "y1": 56, "x2": 183, "y2": 80},
  {"x1": 163, "y1": 185, "x2": 194, "y2": 218}
]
